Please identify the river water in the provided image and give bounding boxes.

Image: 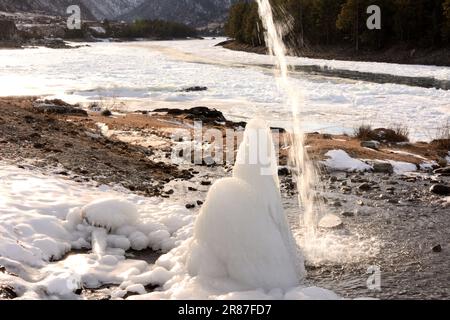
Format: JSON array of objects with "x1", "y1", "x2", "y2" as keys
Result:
[{"x1": 0, "y1": 38, "x2": 449, "y2": 141}]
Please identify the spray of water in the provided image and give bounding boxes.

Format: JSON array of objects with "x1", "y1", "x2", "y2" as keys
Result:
[{"x1": 254, "y1": 0, "x2": 322, "y2": 239}]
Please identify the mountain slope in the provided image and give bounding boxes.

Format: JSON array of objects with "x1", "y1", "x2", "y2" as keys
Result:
[
  {"x1": 0, "y1": 0, "x2": 236, "y2": 26},
  {"x1": 121, "y1": 0, "x2": 236, "y2": 27},
  {"x1": 0, "y1": 0, "x2": 145, "y2": 20},
  {"x1": 0, "y1": 0, "x2": 95, "y2": 19},
  {"x1": 80, "y1": 0, "x2": 145, "y2": 20}
]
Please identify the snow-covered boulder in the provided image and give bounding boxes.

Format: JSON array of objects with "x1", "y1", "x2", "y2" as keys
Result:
[{"x1": 81, "y1": 198, "x2": 139, "y2": 231}]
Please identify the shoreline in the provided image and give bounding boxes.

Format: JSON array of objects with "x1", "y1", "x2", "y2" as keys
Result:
[
  {"x1": 220, "y1": 40, "x2": 450, "y2": 67},
  {"x1": 220, "y1": 40, "x2": 450, "y2": 90}
]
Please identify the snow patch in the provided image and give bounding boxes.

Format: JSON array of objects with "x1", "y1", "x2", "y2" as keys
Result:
[
  {"x1": 322, "y1": 150, "x2": 372, "y2": 172},
  {"x1": 387, "y1": 161, "x2": 418, "y2": 174}
]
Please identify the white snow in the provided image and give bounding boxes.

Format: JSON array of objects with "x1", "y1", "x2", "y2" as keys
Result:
[
  {"x1": 322, "y1": 149, "x2": 421, "y2": 174},
  {"x1": 322, "y1": 150, "x2": 373, "y2": 172},
  {"x1": 0, "y1": 162, "x2": 193, "y2": 299},
  {"x1": 0, "y1": 160, "x2": 340, "y2": 300},
  {"x1": 387, "y1": 160, "x2": 418, "y2": 174}
]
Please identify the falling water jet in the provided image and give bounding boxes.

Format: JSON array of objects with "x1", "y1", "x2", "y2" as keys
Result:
[{"x1": 254, "y1": 0, "x2": 323, "y2": 241}]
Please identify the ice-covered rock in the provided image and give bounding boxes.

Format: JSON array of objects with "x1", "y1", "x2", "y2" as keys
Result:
[{"x1": 81, "y1": 198, "x2": 139, "y2": 231}]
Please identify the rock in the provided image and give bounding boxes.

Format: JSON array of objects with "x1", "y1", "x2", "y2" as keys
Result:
[
  {"x1": 430, "y1": 184, "x2": 450, "y2": 196},
  {"x1": 33, "y1": 142, "x2": 46, "y2": 149},
  {"x1": 341, "y1": 186, "x2": 352, "y2": 193},
  {"x1": 437, "y1": 157, "x2": 448, "y2": 168},
  {"x1": 188, "y1": 187, "x2": 198, "y2": 191},
  {"x1": 341, "y1": 211, "x2": 354, "y2": 217},
  {"x1": 0, "y1": 285, "x2": 17, "y2": 299},
  {"x1": 201, "y1": 180, "x2": 212, "y2": 186},
  {"x1": 153, "y1": 106, "x2": 226, "y2": 123},
  {"x1": 181, "y1": 86, "x2": 208, "y2": 92},
  {"x1": 329, "y1": 176, "x2": 338, "y2": 183},
  {"x1": 432, "y1": 245, "x2": 442, "y2": 253},
  {"x1": 434, "y1": 166, "x2": 450, "y2": 176},
  {"x1": 197, "y1": 200, "x2": 204, "y2": 206},
  {"x1": 165, "y1": 189, "x2": 174, "y2": 195},
  {"x1": 318, "y1": 214, "x2": 343, "y2": 229},
  {"x1": 373, "y1": 162, "x2": 394, "y2": 174},
  {"x1": 358, "y1": 183, "x2": 372, "y2": 191},
  {"x1": 101, "y1": 109, "x2": 112, "y2": 117},
  {"x1": 33, "y1": 100, "x2": 87, "y2": 116},
  {"x1": 331, "y1": 200, "x2": 342, "y2": 207},
  {"x1": 361, "y1": 140, "x2": 380, "y2": 150},
  {"x1": 278, "y1": 167, "x2": 290, "y2": 176},
  {"x1": 186, "y1": 203, "x2": 196, "y2": 209}
]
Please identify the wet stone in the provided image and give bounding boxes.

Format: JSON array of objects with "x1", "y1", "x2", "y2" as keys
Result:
[
  {"x1": 358, "y1": 183, "x2": 372, "y2": 191},
  {"x1": 430, "y1": 184, "x2": 450, "y2": 196},
  {"x1": 0, "y1": 285, "x2": 17, "y2": 299}
]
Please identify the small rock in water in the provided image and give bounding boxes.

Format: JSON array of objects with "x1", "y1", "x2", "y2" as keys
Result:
[
  {"x1": 341, "y1": 186, "x2": 352, "y2": 193},
  {"x1": 358, "y1": 183, "x2": 372, "y2": 191},
  {"x1": 331, "y1": 200, "x2": 342, "y2": 207},
  {"x1": 430, "y1": 184, "x2": 450, "y2": 196},
  {"x1": 201, "y1": 180, "x2": 212, "y2": 186},
  {"x1": 318, "y1": 214, "x2": 343, "y2": 229},
  {"x1": 186, "y1": 203, "x2": 196, "y2": 209},
  {"x1": 341, "y1": 211, "x2": 354, "y2": 217},
  {"x1": 432, "y1": 245, "x2": 442, "y2": 253},
  {"x1": 329, "y1": 176, "x2": 338, "y2": 183},
  {"x1": 361, "y1": 140, "x2": 380, "y2": 150},
  {"x1": 181, "y1": 86, "x2": 208, "y2": 92},
  {"x1": 188, "y1": 186, "x2": 198, "y2": 191},
  {"x1": 197, "y1": 200, "x2": 204, "y2": 206}
]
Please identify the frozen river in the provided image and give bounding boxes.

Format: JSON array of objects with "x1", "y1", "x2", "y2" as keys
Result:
[{"x1": 0, "y1": 38, "x2": 449, "y2": 141}]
